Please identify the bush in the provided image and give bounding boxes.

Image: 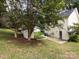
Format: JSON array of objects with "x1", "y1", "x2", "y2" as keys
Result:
[
  {"x1": 69, "y1": 34, "x2": 79, "y2": 42},
  {"x1": 34, "y1": 32, "x2": 44, "y2": 39}
]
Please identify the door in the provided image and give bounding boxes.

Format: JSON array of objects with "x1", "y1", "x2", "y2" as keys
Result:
[{"x1": 59, "y1": 31, "x2": 62, "y2": 39}]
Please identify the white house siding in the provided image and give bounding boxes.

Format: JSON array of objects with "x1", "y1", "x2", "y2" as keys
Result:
[
  {"x1": 21, "y1": 30, "x2": 34, "y2": 39},
  {"x1": 48, "y1": 26, "x2": 69, "y2": 41},
  {"x1": 60, "y1": 29, "x2": 69, "y2": 40},
  {"x1": 21, "y1": 27, "x2": 40, "y2": 39},
  {"x1": 45, "y1": 18, "x2": 69, "y2": 40},
  {"x1": 68, "y1": 8, "x2": 79, "y2": 26},
  {"x1": 61, "y1": 19, "x2": 69, "y2": 40}
]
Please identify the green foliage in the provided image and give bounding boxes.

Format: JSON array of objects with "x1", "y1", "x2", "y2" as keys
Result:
[
  {"x1": 5, "y1": 0, "x2": 23, "y2": 29},
  {"x1": 69, "y1": 23, "x2": 79, "y2": 42},
  {"x1": 7, "y1": 10, "x2": 22, "y2": 29},
  {"x1": 69, "y1": 34, "x2": 79, "y2": 42},
  {"x1": 34, "y1": 32, "x2": 44, "y2": 39},
  {"x1": 70, "y1": 23, "x2": 79, "y2": 34},
  {"x1": 19, "y1": 0, "x2": 64, "y2": 39},
  {"x1": 33, "y1": 0, "x2": 64, "y2": 29},
  {"x1": 5, "y1": 0, "x2": 24, "y2": 38},
  {"x1": 3, "y1": 0, "x2": 64, "y2": 39},
  {"x1": 0, "y1": 0, "x2": 6, "y2": 16},
  {"x1": 65, "y1": 0, "x2": 79, "y2": 11},
  {"x1": 72, "y1": 1, "x2": 79, "y2": 12}
]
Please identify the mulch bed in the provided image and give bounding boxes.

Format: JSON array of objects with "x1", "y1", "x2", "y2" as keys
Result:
[{"x1": 8, "y1": 37, "x2": 43, "y2": 45}]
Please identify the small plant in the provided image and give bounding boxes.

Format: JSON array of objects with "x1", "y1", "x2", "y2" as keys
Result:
[
  {"x1": 69, "y1": 34, "x2": 79, "y2": 42},
  {"x1": 34, "y1": 32, "x2": 44, "y2": 39},
  {"x1": 68, "y1": 23, "x2": 79, "y2": 42}
]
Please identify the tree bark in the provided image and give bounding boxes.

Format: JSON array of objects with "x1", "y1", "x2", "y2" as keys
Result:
[
  {"x1": 14, "y1": 29, "x2": 18, "y2": 38},
  {"x1": 27, "y1": 0, "x2": 35, "y2": 40}
]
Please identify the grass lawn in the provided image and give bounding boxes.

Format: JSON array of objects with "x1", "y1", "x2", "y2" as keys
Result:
[{"x1": 0, "y1": 28, "x2": 79, "y2": 59}]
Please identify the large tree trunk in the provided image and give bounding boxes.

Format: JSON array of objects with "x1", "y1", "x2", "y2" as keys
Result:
[{"x1": 27, "y1": 0, "x2": 35, "y2": 40}]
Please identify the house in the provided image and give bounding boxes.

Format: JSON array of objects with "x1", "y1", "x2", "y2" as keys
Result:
[{"x1": 45, "y1": 8, "x2": 79, "y2": 41}]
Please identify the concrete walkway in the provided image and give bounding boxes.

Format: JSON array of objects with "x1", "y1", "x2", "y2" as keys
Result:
[{"x1": 44, "y1": 36, "x2": 67, "y2": 44}]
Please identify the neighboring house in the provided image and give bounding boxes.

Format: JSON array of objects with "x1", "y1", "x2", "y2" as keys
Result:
[{"x1": 45, "y1": 8, "x2": 79, "y2": 41}]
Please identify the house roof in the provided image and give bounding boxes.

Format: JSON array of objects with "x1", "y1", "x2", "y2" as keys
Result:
[{"x1": 59, "y1": 9, "x2": 74, "y2": 17}]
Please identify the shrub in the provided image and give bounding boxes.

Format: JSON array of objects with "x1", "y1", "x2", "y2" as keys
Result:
[
  {"x1": 69, "y1": 34, "x2": 79, "y2": 42},
  {"x1": 34, "y1": 32, "x2": 44, "y2": 39}
]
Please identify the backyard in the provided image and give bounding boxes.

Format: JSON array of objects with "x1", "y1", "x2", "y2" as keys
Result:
[{"x1": 0, "y1": 28, "x2": 79, "y2": 59}]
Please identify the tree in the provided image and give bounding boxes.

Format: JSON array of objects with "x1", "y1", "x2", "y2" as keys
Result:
[
  {"x1": 72, "y1": 1, "x2": 79, "y2": 12},
  {"x1": 0, "y1": 0, "x2": 6, "y2": 16},
  {"x1": 5, "y1": 0, "x2": 64, "y2": 40},
  {"x1": 65, "y1": 0, "x2": 79, "y2": 11},
  {"x1": 0, "y1": 0, "x2": 6, "y2": 27},
  {"x1": 23, "y1": 0, "x2": 64, "y2": 40},
  {"x1": 6, "y1": 0, "x2": 23, "y2": 38}
]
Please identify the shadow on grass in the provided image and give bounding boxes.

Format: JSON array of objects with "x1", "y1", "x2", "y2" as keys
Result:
[{"x1": 7, "y1": 38, "x2": 46, "y2": 48}]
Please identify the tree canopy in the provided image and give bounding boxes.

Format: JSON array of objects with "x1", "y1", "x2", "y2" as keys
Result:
[
  {"x1": 1, "y1": 0, "x2": 65, "y2": 40},
  {"x1": 65, "y1": 0, "x2": 79, "y2": 12},
  {"x1": 0, "y1": 0, "x2": 6, "y2": 16},
  {"x1": 22, "y1": 0, "x2": 64, "y2": 40}
]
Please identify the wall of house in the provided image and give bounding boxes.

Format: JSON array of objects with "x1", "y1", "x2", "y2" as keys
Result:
[
  {"x1": 45, "y1": 18, "x2": 69, "y2": 40},
  {"x1": 59, "y1": 28, "x2": 69, "y2": 40},
  {"x1": 51, "y1": 27, "x2": 69, "y2": 40},
  {"x1": 68, "y1": 8, "x2": 79, "y2": 26}
]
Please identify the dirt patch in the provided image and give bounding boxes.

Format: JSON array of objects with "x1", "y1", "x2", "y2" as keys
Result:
[
  {"x1": 7, "y1": 37, "x2": 45, "y2": 47},
  {"x1": 64, "y1": 52, "x2": 78, "y2": 59},
  {"x1": 0, "y1": 54, "x2": 7, "y2": 59}
]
